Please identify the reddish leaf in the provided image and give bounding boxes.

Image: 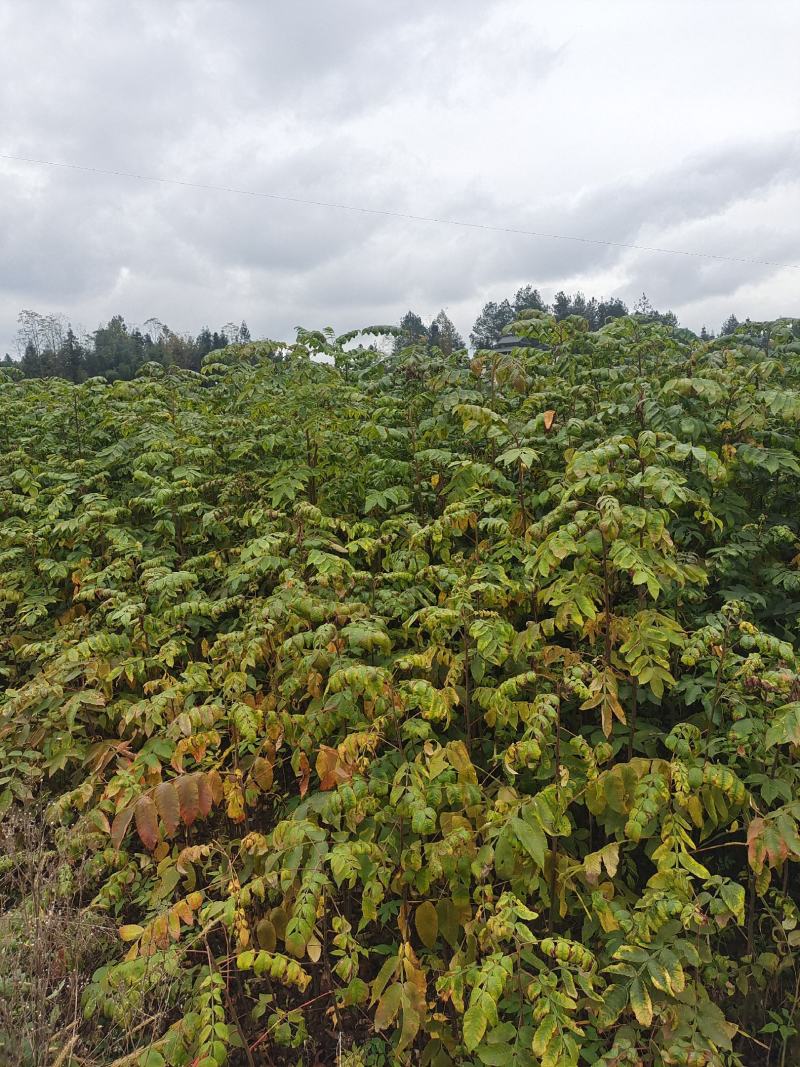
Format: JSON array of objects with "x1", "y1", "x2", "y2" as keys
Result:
[
  {"x1": 154, "y1": 781, "x2": 180, "y2": 837},
  {"x1": 195, "y1": 772, "x2": 213, "y2": 817},
  {"x1": 134, "y1": 796, "x2": 161, "y2": 851},
  {"x1": 176, "y1": 774, "x2": 200, "y2": 827},
  {"x1": 298, "y1": 752, "x2": 311, "y2": 799},
  {"x1": 111, "y1": 805, "x2": 134, "y2": 850}
]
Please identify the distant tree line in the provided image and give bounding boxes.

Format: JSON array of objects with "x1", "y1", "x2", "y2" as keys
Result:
[
  {"x1": 468, "y1": 287, "x2": 683, "y2": 348},
  {"x1": 393, "y1": 309, "x2": 465, "y2": 356},
  {"x1": 0, "y1": 299, "x2": 765, "y2": 382},
  {"x1": 2, "y1": 310, "x2": 251, "y2": 382}
]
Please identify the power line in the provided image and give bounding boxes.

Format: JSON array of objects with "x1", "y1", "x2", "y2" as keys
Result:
[{"x1": 1, "y1": 151, "x2": 798, "y2": 271}]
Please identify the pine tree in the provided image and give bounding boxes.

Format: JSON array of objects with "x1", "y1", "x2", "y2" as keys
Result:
[
  {"x1": 58, "y1": 327, "x2": 84, "y2": 383},
  {"x1": 470, "y1": 299, "x2": 515, "y2": 349},
  {"x1": 393, "y1": 311, "x2": 428, "y2": 354},
  {"x1": 512, "y1": 285, "x2": 547, "y2": 314},
  {"x1": 20, "y1": 341, "x2": 42, "y2": 378},
  {"x1": 429, "y1": 310, "x2": 464, "y2": 356}
]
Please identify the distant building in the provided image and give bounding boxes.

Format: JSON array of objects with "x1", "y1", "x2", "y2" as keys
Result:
[{"x1": 490, "y1": 334, "x2": 547, "y2": 355}]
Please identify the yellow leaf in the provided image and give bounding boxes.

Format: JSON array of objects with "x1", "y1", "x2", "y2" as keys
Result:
[
  {"x1": 414, "y1": 900, "x2": 438, "y2": 949},
  {"x1": 119, "y1": 924, "x2": 144, "y2": 942}
]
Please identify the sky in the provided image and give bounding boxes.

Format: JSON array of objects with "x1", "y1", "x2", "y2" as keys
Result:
[{"x1": 0, "y1": 0, "x2": 798, "y2": 354}]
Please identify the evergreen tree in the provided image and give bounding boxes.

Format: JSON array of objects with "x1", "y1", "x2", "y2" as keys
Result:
[
  {"x1": 552, "y1": 291, "x2": 573, "y2": 320},
  {"x1": 58, "y1": 327, "x2": 84, "y2": 383},
  {"x1": 393, "y1": 310, "x2": 428, "y2": 354},
  {"x1": 429, "y1": 310, "x2": 464, "y2": 356},
  {"x1": 238, "y1": 321, "x2": 251, "y2": 343},
  {"x1": 634, "y1": 292, "x2": 678, "y2": 327},
  {"x1": 720, "y1": 314, "x2": 741, "y2": 336},
  {"x1": 512, "y1": 285, "x2": 547, "y2": 314},
  {"x1": 20, "y1": 341, "x2": 42, "y2": 378},
  {"x1": 470, "y1": 299, "x2": 515, "y2": 349},
  {"x1": 91, "y1": 315, "x2": 144, "y2": 380},
  {"x1": 595, "y1": 296, "x2": 628, "y2": 326},
  {"x1": 196, "y1": 328, "x2": 214, "y2": 359}
]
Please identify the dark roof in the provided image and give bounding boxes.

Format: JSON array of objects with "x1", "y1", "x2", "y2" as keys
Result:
[{"x1": 491, "y1": 335, "x2": 547, "y2": 352}]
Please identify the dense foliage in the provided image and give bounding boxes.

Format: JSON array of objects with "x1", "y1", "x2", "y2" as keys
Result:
[{"x1": 1, "y1": 314, "x2": 799, "y2": 1066}]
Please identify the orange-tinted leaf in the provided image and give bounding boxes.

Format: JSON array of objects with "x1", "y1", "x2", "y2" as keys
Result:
[
  {"x1": 316, "y1": 745, "x2": 338, "y2": 783},
  {"x1": 297, "y1": 752, "x2": 311, "y2": 799},
  {"x1": 207, "y1": 768, "x2": 224, "y2": 805},
  {"x1": 543, "y1": 409, "x2": 556, "y2": 431},
  {"x1": 176, "y1": 774, "x2": 200, "y2": 827},
  {"x1": 111, "y1": 805, "x2": 134, "y2": 850},
  {"x1": 196, "y1": 772, "x2": 213, "y2": 817},
  {"x1": 252, "y1": 756, "x2": 274, "y2": 792},
  {"x1": 152, "y1": 913, "x2": 170, "y2": 949},
  {"x1": 173, "y1": 899, "x2": 194, "y2": 925},
  {"x1": 134, "y1": 796, "x2": 160, "y2": 851},
  {"x1": 316, "y1": 744, "x2": 355, "y2": 791},
  {"x1": 154, "y1": 781, "x2": 180, "y2": 837},
  {"x1": 167, "y1": 908, "x2": 181, "y2": 941}
]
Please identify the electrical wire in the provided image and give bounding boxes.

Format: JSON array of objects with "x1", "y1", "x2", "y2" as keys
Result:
[{"x1": 1, "y1": 151, "x2": 798, "y2": 271}]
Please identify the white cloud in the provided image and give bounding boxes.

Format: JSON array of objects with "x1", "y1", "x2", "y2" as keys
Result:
[{"x1": 0, "y1": 0, "x2": 798, "y2": 353}]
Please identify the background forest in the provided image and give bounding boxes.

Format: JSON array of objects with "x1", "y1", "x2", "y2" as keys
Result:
[{"x1": 2, "y1": 289, "x2": 745, "y2": 382}]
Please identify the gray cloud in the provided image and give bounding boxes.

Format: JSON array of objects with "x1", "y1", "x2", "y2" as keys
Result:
[{"x1": 0, "y1": 0, "x2": 798, "y2": 353}]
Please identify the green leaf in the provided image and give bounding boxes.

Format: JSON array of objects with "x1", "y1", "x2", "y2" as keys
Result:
[
  {"x1": 659, "y1": 949, "x2": 685, "y2": 994},
  {"x1": 765, "y1": 703, "x2": 800, "y2": 748},
  {"x1": 463, "y1": 997, "x2": 489, "y2": 1051},
  {"x1": 613, "y1": 944, "x2": 649, "y2": 964},
  {"x1": 532, "y1": 1015, "x2": 557, "y2": 1059},
  {"x1": 720, "y1": 881, "x2": 745, "y2": 924},
  {"x1": 630, "y1": 977, "x2": 653, "y2": 1027},
  {"x1": 476, "y1": 1044, "x2": 513, "y2": 1066},
  {"x1": 510, "y1": 816, "x2": 546, "y2": 869},
  {"x1": 374, "y1": 983, "x2": 402, "y2": 1030},
  {"x1": 138, "y1": 1051, "x2": 165, "y2": 1067},
  {"x1": 678, "y1": 850, "x2": 711, "y2": 879},
  {"x1": 646, "y1": 958, "x2": 672, "y2": 994}
]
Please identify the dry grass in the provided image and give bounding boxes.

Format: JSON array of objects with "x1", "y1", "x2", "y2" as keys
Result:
[{"x1": 0, "y1": 810, "x2": 114, "y2": 1066}]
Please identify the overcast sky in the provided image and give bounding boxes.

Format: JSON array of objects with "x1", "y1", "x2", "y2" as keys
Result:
[{"x1": 1, "y1": 0, "x2": 798, "y2": 353}]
